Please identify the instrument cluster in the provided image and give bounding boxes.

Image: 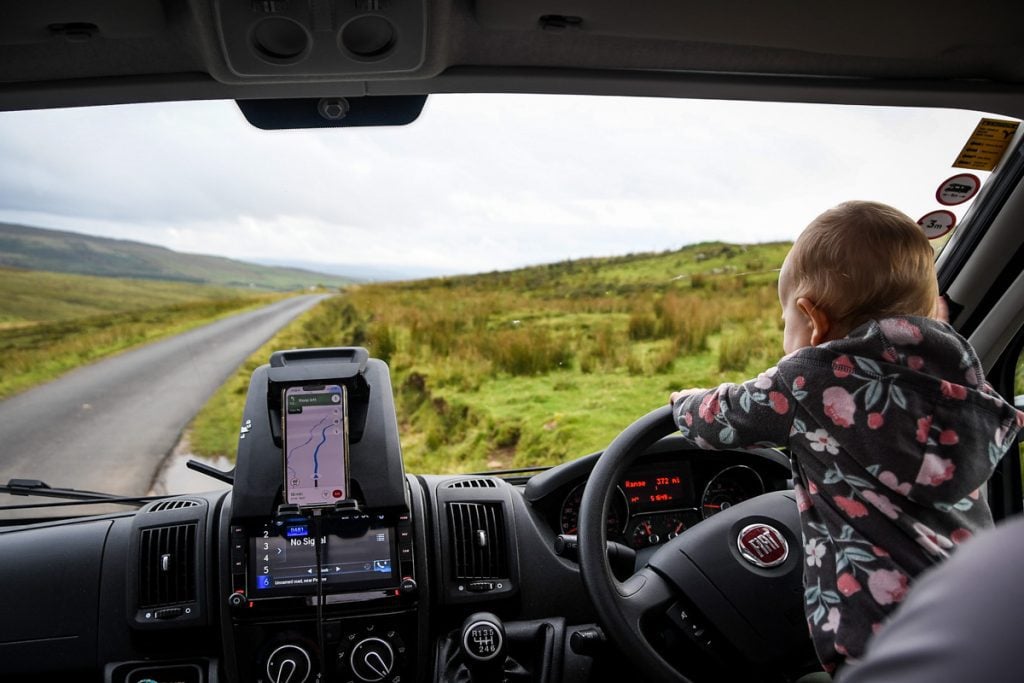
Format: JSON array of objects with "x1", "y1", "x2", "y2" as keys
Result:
[{"x1": 558, "y1": 460, "x2": 768, "y2": 550}]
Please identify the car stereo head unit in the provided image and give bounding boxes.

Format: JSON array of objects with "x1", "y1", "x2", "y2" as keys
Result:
[{"x1": 246, "y1": 512, "x2": 399, "y2": 599}]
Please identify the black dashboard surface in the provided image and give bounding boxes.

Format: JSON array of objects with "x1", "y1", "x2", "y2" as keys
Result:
[{"x1": 0, "y1": 439, "x2": 792, "y2": 683}]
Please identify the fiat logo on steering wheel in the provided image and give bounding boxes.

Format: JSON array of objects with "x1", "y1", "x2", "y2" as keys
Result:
[{"x1": 737, "y1": 523, "x2": 789, "y2": 568}]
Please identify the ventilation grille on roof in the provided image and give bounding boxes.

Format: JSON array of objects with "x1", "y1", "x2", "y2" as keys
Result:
[
  {"x1": 447, "y1": 502, "x2": 508, "y2": 580},
  {"x1": 139, "y1": 523, "x2": 197, "y2": 608},
  {"x1": 445, "y1": 478, "x2": 498, "y2": 489},
  {"x1": 147, "y1": 499, "x2": 200, "y2": 512}
]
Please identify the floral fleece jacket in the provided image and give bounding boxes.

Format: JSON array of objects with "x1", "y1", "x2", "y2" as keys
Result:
[{"x1": 671, "y1": 316, "x2": 1024, "y2": 674}]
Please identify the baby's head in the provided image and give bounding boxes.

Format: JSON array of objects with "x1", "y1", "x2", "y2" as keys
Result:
[{"x1": 779, "y1": 200, "x2": 937, "y2": 353}]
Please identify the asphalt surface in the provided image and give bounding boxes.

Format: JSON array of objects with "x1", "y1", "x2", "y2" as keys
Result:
[{"x1": 0, "y1": 294, "x2": 328, "y2": 516}]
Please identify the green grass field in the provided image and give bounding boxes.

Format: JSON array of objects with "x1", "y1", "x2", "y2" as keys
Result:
[
  {"x1": 188, "y1": 242, "x2": 794, "y2": 472},
  {"x1": 0, "y1": 267, "x2": 287, "y2": 398}
]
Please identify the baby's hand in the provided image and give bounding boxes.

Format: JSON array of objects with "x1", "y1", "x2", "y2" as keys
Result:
[{"x1": 669, "y1": 389, "x2": 704, "y2": 405}]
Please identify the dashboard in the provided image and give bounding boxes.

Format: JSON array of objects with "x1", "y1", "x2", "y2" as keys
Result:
[{"x1": 0, "y1": 349, "x2": 793, "y2": 683}]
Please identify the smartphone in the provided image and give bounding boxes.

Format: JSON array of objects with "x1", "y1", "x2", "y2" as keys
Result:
[{"x1": 282, "y1": 384, "x2": 349, "y2": 506}]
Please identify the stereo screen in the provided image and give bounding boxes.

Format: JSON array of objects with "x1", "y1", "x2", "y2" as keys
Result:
[{"x1": 249, "y1": 521, "x2": 397, "y2": 595}]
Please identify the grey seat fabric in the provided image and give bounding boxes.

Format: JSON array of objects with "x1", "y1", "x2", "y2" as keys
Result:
[{"x1": 836, "y1": 514, "x2": 1024, "y2": 683}]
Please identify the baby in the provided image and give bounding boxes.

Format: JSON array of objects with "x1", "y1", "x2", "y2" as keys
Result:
[{"x1": 669, "y1": 200, "x2": 1023, "y2": 673}]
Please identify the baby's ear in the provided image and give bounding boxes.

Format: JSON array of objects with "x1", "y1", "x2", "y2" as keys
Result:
[{"x1": 797, "y1": 297, "x2": 832, "y2": 346}]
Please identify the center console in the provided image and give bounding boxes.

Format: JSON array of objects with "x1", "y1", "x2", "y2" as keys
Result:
[{"x1": 219, "y1": 347, "x2": 427, "y2": 683}]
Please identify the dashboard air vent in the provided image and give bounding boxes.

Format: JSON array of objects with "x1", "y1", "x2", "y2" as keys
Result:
[
  {"x1": 139, "y1": 523, "x2": 197, "y2": 607},
  {"x1": 445, "y1": 478, "x2": 498, "y2": 489},
  {"x1": 147, "y1": 499, "x2": 200, "y2": 512},
  {"x1": 447, "y1": 502, "x2": 508, "y2": 580}
]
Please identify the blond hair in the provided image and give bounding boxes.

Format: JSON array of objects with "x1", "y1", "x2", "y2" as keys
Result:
[{"x1": 787, "y1": 201, "x2": 938, "y2": 338}]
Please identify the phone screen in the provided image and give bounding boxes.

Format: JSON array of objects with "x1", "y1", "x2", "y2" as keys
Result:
[{"x1": 282, "y1": 384, "x2": 349, "y2": 506}]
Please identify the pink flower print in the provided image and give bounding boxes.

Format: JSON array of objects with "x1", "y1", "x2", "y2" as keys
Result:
[
  {"x1": 881, "y1": 349, "x2": 896, "y2": 362},
  {"x1": 822, "y1": 607, "x2": 841, "y2": 633},
  {"x1": 806, "y1": 429, "x2": 839, "y2": 455},
  {"x1": 805, "y1": 538, "x2": 826, "y2": 567},
  {"x1": 833, "y1": 496, "x2": 869, "y2": 518},
  {"x1": 794, "y1": 376, "x2": 806, "y2": 390},
  {"x1": 769, "y1": 391, "x2": 789, "y2": 414},
  {"x1": 868, "y1": 569, "x2": 909, "y2": 605},
  {"x1": 916, "y1": 416, "x2": 933, "y2": 443},
  {"x1": 832, "y1": 355, "x2": 853, "y2": 378},
  {"x1": 837, "y1": 572, "x2": 861, "y2": 597},
  {"x1": 698, "y1": 392, "x2": 720, "y2": 424},
  {"x1": 1016, "y1": 410, "x2": 1024, "y2": 428},
  {"x1": 879, "y1": 319, "x2": 923, "y2": 345},
  {"x1": 683, "y1": 412, "x2": 693, "y2": 426},
  {"x1": 871, "y1": 622, "x2": 884, "y2": 636},
  {"x1": 907, "y1": 355, "x2": 924, "y2": 370},
  {"x1": 823, "y1": 386, "x2": 856, "y2": 428},
  {"x1": 914, "y1": 522, "x2": 953, "y2": 556},
  {"x1": 951, "y1": 528, "x2": 972, "y2": 544},
  {"x1": 938, "y1": 429, "x2": 959, "y2": 445},
  {"x1": 753, "y1": 368, "x2": 776, "y2": 389},
  {"x1": 862, "y1": 490, "x2": 901, "y2": 519},
  {"x1": 872, "y1": 545, "x2": 889, "y2": 557},
  {"x1": 867, "y1": 412, "x2": 884, "y2": 429},
  {"x1": 969, "y1": 488, "x2": 981, "y2": 500},
  {"x1": 940, "y1": 380, "x2": 967, "y2": 400},
  {"x1": 878, "y1": 471, "x2": 911, "y2": 495},
  {"x1": 808, "y1": 481, "x2": 819, "y2": 495},
  {"x1": 916, "y1": 453, "x2": 955, "y2": 486},
  {"x1": 794, "y1": 483, "x2": 813, "y2": 511},
  {"x1": 965, "y1": 367, "x2": 978, "y2": 386}
]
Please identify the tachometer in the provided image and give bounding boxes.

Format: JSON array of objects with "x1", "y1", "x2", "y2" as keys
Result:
[
  {"x1": 700, "y1": 465, "x2": 765, "y2": 519},
  {"x1": 560, "y1": 482, "x2": 628, "y2": 537}
]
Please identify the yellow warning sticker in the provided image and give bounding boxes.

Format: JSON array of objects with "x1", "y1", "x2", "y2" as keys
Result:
[{"x1": 953, "y1": 118, "x2": 1020, "y2": 171}]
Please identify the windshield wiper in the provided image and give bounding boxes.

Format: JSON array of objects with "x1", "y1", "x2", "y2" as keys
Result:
[{"x1": 0, "y1": 478, "x2": 166, "y2": 510}]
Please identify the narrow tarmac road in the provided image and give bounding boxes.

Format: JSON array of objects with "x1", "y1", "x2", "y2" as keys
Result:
[{"x1": 0, "y1": 294, "x2": 328, "y2": 515}]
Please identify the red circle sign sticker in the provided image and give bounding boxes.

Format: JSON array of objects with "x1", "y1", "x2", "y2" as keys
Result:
[
  {"x1": 935, "y1": 173, "x2": 981, "y2": 206},
  {"x1": 918, "y1": 210, "x2": 957, "y2": 239}
]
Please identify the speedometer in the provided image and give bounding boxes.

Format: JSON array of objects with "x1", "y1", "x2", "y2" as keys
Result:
[
  {"x1": 559, "y1": 482, "x2": 628, "y2": 537},
  {"x1": 700, "y1": 465, "x2": 765, "y2": 519}
]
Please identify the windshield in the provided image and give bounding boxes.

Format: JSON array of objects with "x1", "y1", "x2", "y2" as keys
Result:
[{"x1": 0, "y1": 95, "x2": 1011, "y2": 510}]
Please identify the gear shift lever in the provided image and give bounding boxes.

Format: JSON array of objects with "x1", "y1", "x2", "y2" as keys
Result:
[{"x1": 460, "y1": 612, "x2": 506, "y2": 681}]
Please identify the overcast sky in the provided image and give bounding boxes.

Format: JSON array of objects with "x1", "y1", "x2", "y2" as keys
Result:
[{"x1": 0, "y1": 94, "x2": 1002, "y2": 277}]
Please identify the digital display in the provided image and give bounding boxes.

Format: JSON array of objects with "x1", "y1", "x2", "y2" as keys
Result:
[
  {"x1": 621, "y1": 463, "x2": 694, "y2": 512},
  {"x1": 283, "y1": 384, "x2": 349, "y2": 507},
  {"x1": 248, "y1": 518, "x2": 397, "y2": 595}
]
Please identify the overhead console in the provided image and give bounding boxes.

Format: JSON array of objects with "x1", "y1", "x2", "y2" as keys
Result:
[
  {"x1": 222, "y1": 347, "x2": 424, "y2": 683},
  {"x1": 212, "y1": 0, "x2": 427, "y2": 79}
]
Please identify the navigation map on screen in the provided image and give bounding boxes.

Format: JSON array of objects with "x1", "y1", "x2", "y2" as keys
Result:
[{"x1": 283, "y1": 384, "x2": 348, "y2": 506}]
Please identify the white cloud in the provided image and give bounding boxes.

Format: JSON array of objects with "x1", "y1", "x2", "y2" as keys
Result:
[{"x1": 0, "y1": 95, "x2": 999, "y2": 275}]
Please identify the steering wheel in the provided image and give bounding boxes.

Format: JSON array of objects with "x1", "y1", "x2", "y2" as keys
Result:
[{"x1": 578, "y1": 406, "x2": 812, "y2": 682}]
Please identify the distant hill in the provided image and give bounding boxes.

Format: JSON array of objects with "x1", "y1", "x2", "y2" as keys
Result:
[{"x1": 0, "y1": 223, "x2": 356, "y2": 290}]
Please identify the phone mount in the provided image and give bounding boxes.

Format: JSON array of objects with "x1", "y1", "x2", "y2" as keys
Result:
[{"x1": 231, "y1": 347, "x2": 408, "y2": 518}]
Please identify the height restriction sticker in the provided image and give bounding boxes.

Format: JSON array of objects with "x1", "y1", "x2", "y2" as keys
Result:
[
  {"x1": 917, "y1": 210, "x2": 957, "y2": 240},
  {"x1": 952, "y1": 118, "x2": 1020, "y2": 171}
]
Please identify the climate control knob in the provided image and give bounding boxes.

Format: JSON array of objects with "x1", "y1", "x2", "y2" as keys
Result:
[
  {"x1": 350, "y1": 637, "x2": 395, "y2": 682},
  {"x1": 265, "y1": 643, "x2": 313, "y2": 683}
]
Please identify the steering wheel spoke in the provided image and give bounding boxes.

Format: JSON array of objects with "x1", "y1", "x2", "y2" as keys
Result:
[{"x1": 616, "y1": 566, "x2": 676, "y2": 629}]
